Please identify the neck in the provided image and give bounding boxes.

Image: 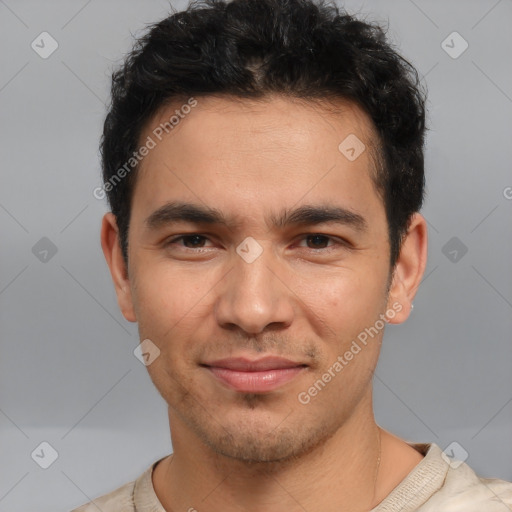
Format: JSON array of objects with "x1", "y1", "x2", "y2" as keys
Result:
[{"x1": 154, "y1": 391, "x2": 391, "y2": 512}]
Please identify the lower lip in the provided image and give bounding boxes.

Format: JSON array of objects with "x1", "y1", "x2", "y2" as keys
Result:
[{"x1": 206, "y1": 366, "x2": 306, "y2": 393}]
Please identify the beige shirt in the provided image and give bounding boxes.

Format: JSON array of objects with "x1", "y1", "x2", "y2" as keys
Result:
[{"x1": 70, "y1": 443, "x2": 512, "y2": 511}]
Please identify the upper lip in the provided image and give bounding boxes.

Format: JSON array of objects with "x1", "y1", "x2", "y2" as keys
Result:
[{"x1": 202, "y1": 356, "x2": 307, "y2": 371}]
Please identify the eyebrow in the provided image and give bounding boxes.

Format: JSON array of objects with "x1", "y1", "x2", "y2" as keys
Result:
[{"x1": 144, "y1": 200, "x2": 368, "y2": 233}]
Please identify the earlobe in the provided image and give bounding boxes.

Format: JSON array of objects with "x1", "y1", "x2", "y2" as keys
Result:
[
  {"x1": 386, "y1": 213, "x2": 428, "y2": 324},
  {"x1": 100, "y1": 212, "x2": 137, "y2": 323}
]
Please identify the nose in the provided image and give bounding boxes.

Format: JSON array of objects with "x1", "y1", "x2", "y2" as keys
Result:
[{"x1": 214, "y1": 243, "x2": 295, "y2": 335}]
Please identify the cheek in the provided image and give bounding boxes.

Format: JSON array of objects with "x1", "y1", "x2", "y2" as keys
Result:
[
  {"x1": 132, "y1": 263, "x2": 223, "y2": 370},
  {"x1": 134, "y1": 263, "x2": 203, "y2": 318},
  {"x1": 302, "y1": 270, "x2": 385, "y2": 326},
  {"x1": 131, "y1": 267, "x2": 200, "y2": 358},
  {"x1": 310, "y1": 276, "x2": 384, "y2": 386}
]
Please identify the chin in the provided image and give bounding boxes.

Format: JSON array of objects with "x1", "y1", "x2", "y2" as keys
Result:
[{"x1": 197, "y1": 415, "x2": 322, "y2": 465}]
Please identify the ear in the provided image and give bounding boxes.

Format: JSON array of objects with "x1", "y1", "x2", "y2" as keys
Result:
[
  {"x1": 100, "y1": 212, "x2": 137, "y2": 323},
  {"x1": 386, "y1": 213, "x2": 428, "y2": 324}
]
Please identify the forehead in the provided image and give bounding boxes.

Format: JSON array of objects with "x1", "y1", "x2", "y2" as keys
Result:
[
  {"x1": 144, "y1": 93, "x2": 378, "y2": 159},
  {"x1": 132, "y1": 94, "x2": 383, "y2": 226}
]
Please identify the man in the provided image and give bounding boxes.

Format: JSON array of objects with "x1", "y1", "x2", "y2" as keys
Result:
[{"x1": 74, "y1": 0, "x2": 512, "y2": 510}]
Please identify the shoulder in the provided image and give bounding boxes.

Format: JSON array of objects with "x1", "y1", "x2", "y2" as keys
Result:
[
  {"x1": 429, "y1": 465, "x2": 512, "y2": 510},
  {"x1": 70, "y1": 479, "x2": 136, "y2": 512},
  {"x1": 69, "y1": 456, "x2": 167, "y2": 512},
  {"x1": 373, "y1": 442, "x2": 512, "y2": 511},
  {"x1": 419, "y1": 444, "x2": 512, "y2": 511},
  {"x1": 478, "y1": 476, "x2": 512, "y2": 507}
]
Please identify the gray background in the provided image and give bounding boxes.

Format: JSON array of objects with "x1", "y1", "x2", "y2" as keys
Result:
[{"x1": 0, "y1": 0, "x2": 511, "y2": 511}]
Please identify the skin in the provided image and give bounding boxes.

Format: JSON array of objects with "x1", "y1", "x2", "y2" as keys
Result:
[{"x1": 101, "y1": 94, "x2": 428, "y2": 512}]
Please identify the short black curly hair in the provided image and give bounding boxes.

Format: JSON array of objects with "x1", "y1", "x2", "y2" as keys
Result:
[{"x1": 99, "y1": 0, "x2": 426, "y2": 268}]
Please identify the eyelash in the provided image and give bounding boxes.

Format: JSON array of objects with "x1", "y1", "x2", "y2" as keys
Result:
[{"x1": 163, "y1": 233, "x2": 350, "y2": 252}]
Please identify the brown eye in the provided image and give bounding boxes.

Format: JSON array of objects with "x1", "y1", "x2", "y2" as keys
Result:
[
  {"x1": 165, "y1": 234, "x2": 211, "y2": 249},
  {"x1": 305, "y1": 234, "x2": 331, "y2": 249},
  {"x1": 181, "y1": 235, "x2": 207, "y2": 248},
  {"x1": 295, "y1": 234, "x2": 352, "y2": 253}
]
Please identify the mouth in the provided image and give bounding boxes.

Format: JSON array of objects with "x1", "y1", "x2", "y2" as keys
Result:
[{"x1": 200, "y1": 356, "x2": 308, "y2": 393}]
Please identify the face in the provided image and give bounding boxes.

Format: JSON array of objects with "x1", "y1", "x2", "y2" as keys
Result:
[{"x1": 103, "y1": 94, "x2": 417, "y2": 464}]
